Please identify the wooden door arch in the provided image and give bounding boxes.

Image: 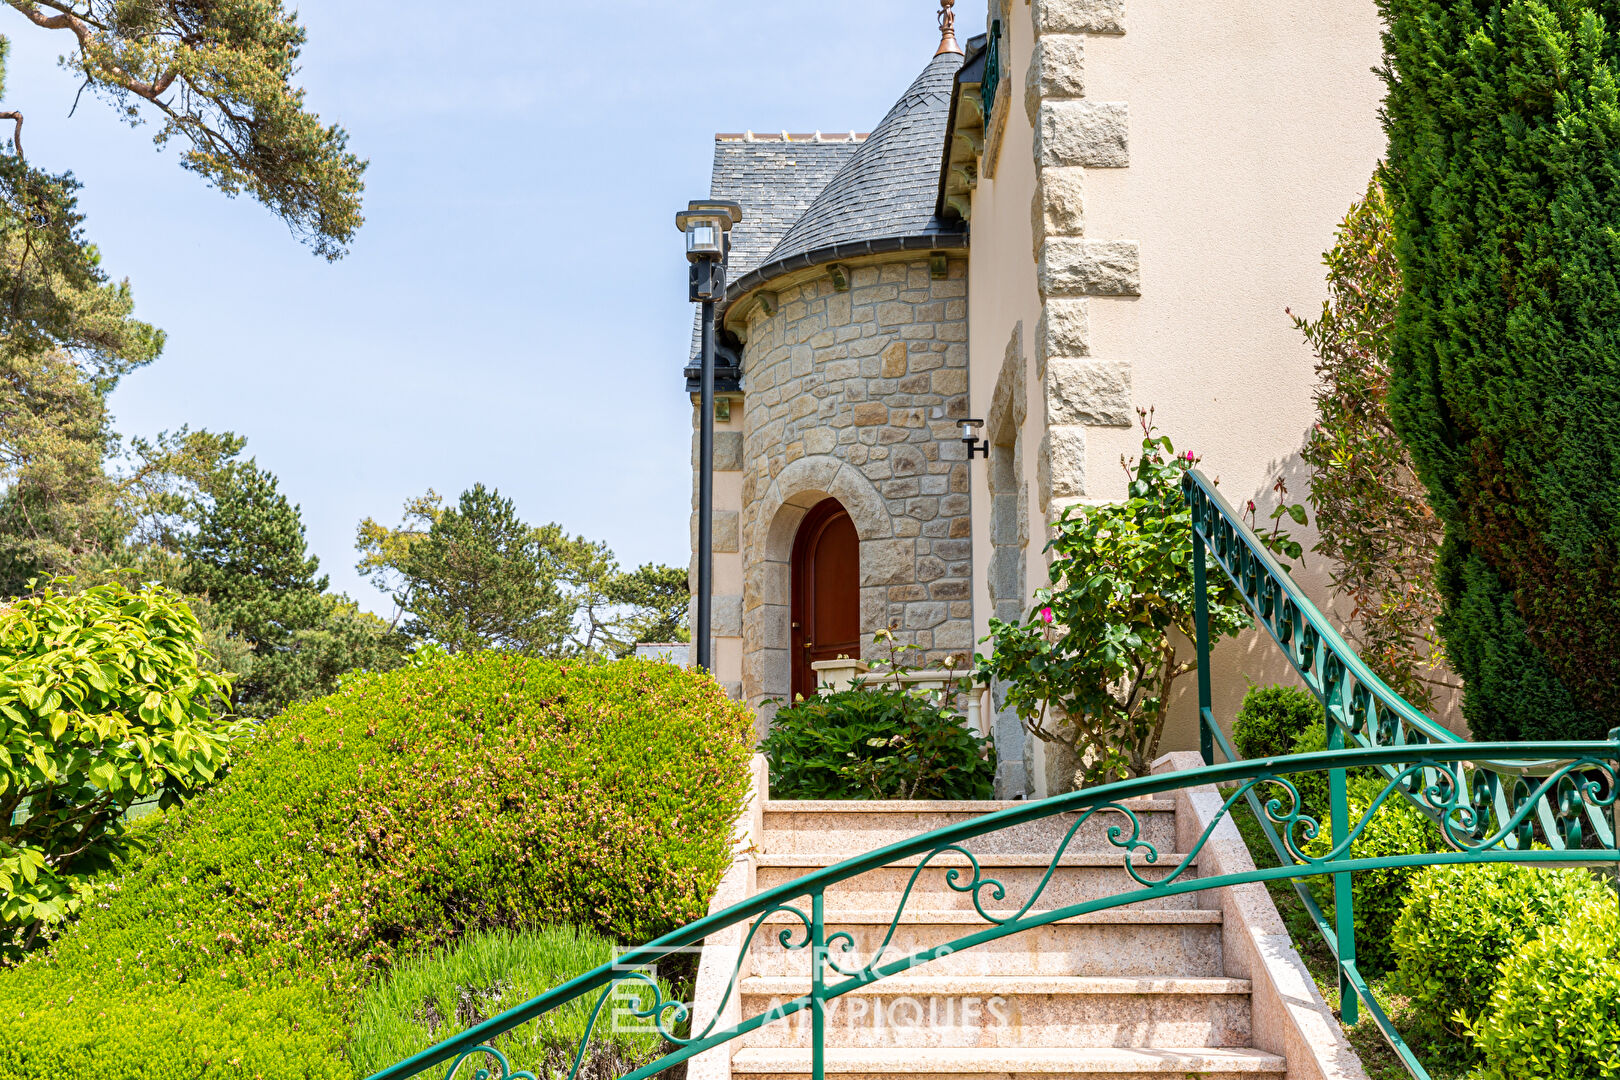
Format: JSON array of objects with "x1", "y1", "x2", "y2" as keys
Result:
[{"x1": 790, "y1": 498, "x2": 861, "y2": 699}]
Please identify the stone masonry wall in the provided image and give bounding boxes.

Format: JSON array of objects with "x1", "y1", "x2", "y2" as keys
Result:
[{"x1": 735, "y1": 255, "x2": 972, "y2": 709}]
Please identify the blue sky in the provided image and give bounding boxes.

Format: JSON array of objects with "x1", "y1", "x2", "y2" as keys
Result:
[{"x1": 4, "y1": 1, "x2": 984, "y2": 614}]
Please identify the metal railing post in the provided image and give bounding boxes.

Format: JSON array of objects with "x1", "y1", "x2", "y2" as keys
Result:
[
  {"x1": 1329, "y1": 713, "x2": 1358, "y2": 1024},
  {"x1": 811, "y1": 889, "x2": 826, "y2": 1080},
  {"x1": 1193, "y1": 529, "x2": 1214, "y2": 765}
]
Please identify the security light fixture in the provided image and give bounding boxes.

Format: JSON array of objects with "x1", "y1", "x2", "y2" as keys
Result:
[{"x1": 961, "y1": 417, "x2": 989, "y2": 459}]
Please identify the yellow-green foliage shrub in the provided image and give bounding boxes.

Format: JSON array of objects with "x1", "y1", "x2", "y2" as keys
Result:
[
  {"x1": 1468, "y1": 899, "x2": 1620, "y2": 1080},
  {"x1": 1391, "y1": 863, "x2": 1610, "y2": 1051},
  {"x1": 0, "y1": 654, "x2": 754, "y2": 1080},
  {"x1": 0, "y1": 581, "x2": 236, "y2": 957}
]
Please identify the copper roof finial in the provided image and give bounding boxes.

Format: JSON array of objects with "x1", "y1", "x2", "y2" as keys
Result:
[{"x1": 936, "y1": 0, "x2": 962, "y2": 56}]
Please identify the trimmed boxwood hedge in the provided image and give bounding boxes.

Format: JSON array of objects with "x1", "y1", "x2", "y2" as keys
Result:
[{"x1": 0, "y1": 654, "x2": 755, "y2": 1080}]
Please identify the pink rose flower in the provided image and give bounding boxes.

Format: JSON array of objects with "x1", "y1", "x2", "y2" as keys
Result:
[{"x1": 1040, "y1": 607, "x2": 1054, "y2": 624}]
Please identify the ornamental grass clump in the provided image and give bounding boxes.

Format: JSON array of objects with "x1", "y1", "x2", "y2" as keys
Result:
[
  {"x1": 0, "y1": 653, "x2": 754, "y2": 1080},
  {"x1": 348, "y1": 926, "x2": 671, "y2": 1080}
]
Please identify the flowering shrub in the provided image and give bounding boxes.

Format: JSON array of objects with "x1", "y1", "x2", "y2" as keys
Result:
[
  {"x1": 976, "y1": 415, "x2": 1250, "y2": 786},
  {"x1": 0, "y1": 654, "x2": 754, "y2": 1080}
]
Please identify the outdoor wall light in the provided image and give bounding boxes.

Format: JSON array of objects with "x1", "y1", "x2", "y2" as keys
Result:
[{"x1": 961, "y1": 417, "x2": 990, "y2": 459}]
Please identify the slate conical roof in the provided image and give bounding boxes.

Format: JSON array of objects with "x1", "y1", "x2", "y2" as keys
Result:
[{"x1": 759, "y1": 50, "x2": 967, "y2": 268}]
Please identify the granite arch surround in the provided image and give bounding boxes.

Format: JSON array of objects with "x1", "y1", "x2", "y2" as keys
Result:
[{"x1": 741, "y1": 456, "x2": 897, "y2": 716}]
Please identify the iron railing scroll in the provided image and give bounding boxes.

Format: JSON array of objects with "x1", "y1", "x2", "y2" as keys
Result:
[{"x1": 1182, "y1": 466, "x2": 1620, "y2": 1078}]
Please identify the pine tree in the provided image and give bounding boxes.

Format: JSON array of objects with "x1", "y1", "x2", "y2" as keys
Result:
[
  {"x1": 185, "y1": 460, "x2": 404, "y2": 715},
  {"x1": 1381, "y1": 0, "x2": 1620, "y2": 739},
  {"x1": 397, "y1": 483, "x2": 575, "y2": 654}
]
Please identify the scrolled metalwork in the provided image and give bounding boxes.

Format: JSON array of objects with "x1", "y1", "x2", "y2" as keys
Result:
[
  {"x1": 442, "y1": 1046, "x2": 536, "y2": 1080},
  {"x1": 360, "y1": 740, "x2": 1620, "y2": 1080}
]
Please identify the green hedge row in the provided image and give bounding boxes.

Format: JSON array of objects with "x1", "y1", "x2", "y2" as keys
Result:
[{"x1": 0, "y1": 654, "x2": 755, "y2": 1079}]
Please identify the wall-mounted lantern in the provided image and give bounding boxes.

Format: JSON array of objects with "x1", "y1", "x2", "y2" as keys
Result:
[{"x1": 961, "y1": 417, "x2": 990, "y2": 459}]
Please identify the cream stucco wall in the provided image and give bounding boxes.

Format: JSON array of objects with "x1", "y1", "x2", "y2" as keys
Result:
[
  {"x1": 968, "y1": 0, "x2": 1048, "y2": 794},
  {"x1": 1082, "y1": 0, "x2": 1386, "y2": 752},
  {"x1": 968, "y1": 0, "x2": 1394, "y2": 790}
]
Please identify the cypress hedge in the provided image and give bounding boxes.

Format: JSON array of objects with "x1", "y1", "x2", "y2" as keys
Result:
[
  {"x1": 1381, "y1": 0, "x2": 1620, "y2": 740},
  {"x1": 0, "y1": 654, "x2": 755, "y2": 1079}
]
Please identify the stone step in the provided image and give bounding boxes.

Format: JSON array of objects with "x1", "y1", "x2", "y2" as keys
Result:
[
  {"x1": 729, "y1": 1045, "x2": 1288, "y2": 1079},
  {"x1": 758, "y1": 799, "x2": 1178, "y2": 856},
  {"x1": 748, "y1": 909, "x2": 1224, "y2": 978},
  {"x1": 756, "y1": 852, "x2": 1202, "y2": 912},
  {"x1": 737, "y1": 975, "x2": 1252, "y2": 1049}
]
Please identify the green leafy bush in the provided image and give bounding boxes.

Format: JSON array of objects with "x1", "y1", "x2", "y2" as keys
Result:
[
  {"x1": 349, "y1": 926, "x2": 670, "y2": 1079},
  {"x1": 1467, "y1": 898, "x2": 1620, "y2": 1080},
  {"x1": 1391, "y1": 863, "x2": 1610, "y2": 1050},
  {"x1": 1304, "y1": 772, "x2": 1436, "y2": 974},
  {"x1": 1232, "y1": 685, "x2": 1323, "y2": 762},
  {"x1": 763, "y1": 684, "x2": 994, "y2": 800},
  {"x1": 0, "y1": 654, "x2": 754, "y2": 1080},
  {"x1": 0, "y1": 581, "x2": 236, "y2": 958}
]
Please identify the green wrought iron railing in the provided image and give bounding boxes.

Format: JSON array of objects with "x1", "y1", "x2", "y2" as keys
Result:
[
  {"x1": 1182, "y1": 466, "x2": 1617, "y2": 1078},
  {"x1": 365, "y1": 472, "x2": 1620, "y2": 1080}
]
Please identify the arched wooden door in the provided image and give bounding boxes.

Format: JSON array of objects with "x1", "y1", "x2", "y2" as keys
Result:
[{"x1": 790, "y1": 498, "x2": 861, "y2": 699}]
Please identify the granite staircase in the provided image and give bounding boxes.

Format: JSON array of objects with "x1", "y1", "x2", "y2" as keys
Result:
[{"x1": 719, "y1": 794, "x2": 1290, "y2": 1080}]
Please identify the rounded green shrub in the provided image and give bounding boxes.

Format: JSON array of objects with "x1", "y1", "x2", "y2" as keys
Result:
[
  {"x1": 1304, "y1": 772, "x2": 1436, "y2": 975},
  {"x1": 1232, "y1": 684, "x2": 1323, "y2": 762},
  {"x1": 1468, "y1": 898, "x2": 1620, "y2": 1080},
  {"x1": 1391, "y1": 863, "x2": 1611, "y2": 1048},
  {"x1": 0, "y1": 654, "x2": 754, "y2": 1080},
  {"x1": 348, "y1": 926, "x2": 670, "y2": 1079},
  {"x1": 762, "y1": 684, "x2": 995, "y2": 799}
]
